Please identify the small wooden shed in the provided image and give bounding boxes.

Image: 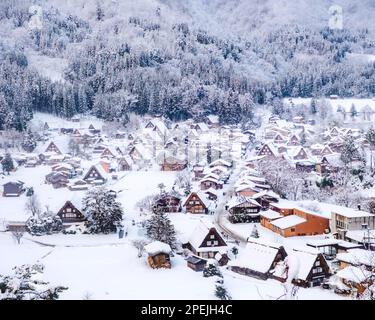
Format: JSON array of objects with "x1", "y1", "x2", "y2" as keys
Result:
[{"x1": 144, "y1": 241, "x2": 172, "y2": 269}]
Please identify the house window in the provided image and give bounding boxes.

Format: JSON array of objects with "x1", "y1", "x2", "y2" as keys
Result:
[
  {"x1": 214, "y1": 241, "x2": 218, "y2": 245},
  {"x1": 313, "y1": 267, "x2": 323, "y2": 274},
  {"x1": 206, "y1": 241, "x2": 212, "y2": 246},
  {"x1": 290, "y1": 228, "x2": 295, "y2": 232},
  {"x1": 210, "y1": 235, "x2": 215, "y2": 239},
  {"x1": 315, "y1": 261, "x2": 320, "y2": 267}
]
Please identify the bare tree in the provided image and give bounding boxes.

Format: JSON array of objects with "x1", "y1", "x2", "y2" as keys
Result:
[
  {"x1": 25, "y1": 194, "x2": 42, "y2": 217},
  {"x1": 132, "y1": 239, "x2": 148, "y2": 258},
  {"x1": 136, "y1": 194, "x2": 157, "y2": 213},
  {"x1": 12, "y1": 231, "x2": 24, "y2": 244}
]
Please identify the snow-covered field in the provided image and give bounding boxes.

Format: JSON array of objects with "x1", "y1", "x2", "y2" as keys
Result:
[{"x1": 0, "y1": 231, "x2": 344, "y2": 300}]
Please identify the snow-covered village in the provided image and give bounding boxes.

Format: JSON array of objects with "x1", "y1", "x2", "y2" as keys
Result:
[{"x1": 1, "y1": 0, "x2": 375, "y2": 302}]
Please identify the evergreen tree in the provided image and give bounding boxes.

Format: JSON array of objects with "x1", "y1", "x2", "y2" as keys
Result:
[
  {"x1": 310, "y1": 98, "x2": 317, "y2": 115},
  {"x1": 83, "y1": 187, "x2": 124, "y2": 234},
  {"x1": 203, "y1": 263, "x2": 223, "y2": 278},
  {"x1": 0, "y1": 94, "x2": 9, "y2": 130},
  {"x1": 231, "y1": 246, "x2": 238, "y2": 258},
  {"x1": 21, "y1": 130, "x2": 37, "y2": 152},
  {"x1": 96, "y1": 2, "x2": 105, "y2": 21},
  {"x1": 340, "y1": 136, "x2": 360, "y2": 166},
  {"x1": 215, "y1": 284, "x2": 232, "y2": 300},
  {"x1": 2, "y1": 153, "x2": 14, "y2": 174},
  {"x1": 350, "y1": 103, "x2": 358, "y2": 119},
  {"x1": 250, "y1": 224, "x2": 259, "y2": 238},
  {"x1": 365, "y1": 128, "x2": 375, "y2": 171},
  {"x1": 146, "y1": 207, "x2": 177, "y2": 250}
]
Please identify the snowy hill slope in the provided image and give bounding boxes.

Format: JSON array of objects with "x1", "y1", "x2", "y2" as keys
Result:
[{"x1": 33, "y1": 0, "x2": 375, "y2": 38}]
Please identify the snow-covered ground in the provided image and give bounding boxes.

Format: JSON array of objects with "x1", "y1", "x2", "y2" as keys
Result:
[
  {"x1": 27, "y1": 51, "x2": 68, "y2": 83},
  {"x1": 0, "y1": 231, "x2": 344, "y2": 300}
]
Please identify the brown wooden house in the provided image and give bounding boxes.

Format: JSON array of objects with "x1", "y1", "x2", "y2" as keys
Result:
[
  {"x1": 161, "y1": 158, "x2": 188, "y2": 171},
  {"x1": 45, "y1": 141, "x2": 62, "y2": 155},
  {"x1": 192, "y1": 164, "x2": 205, "y2": 180},
  {"x1": 154, "y1": 192, "x2": 182, "y2": 213},
  {"x1": 2, "y1": 181, "x2": 25, "y2": 197},
  {"x1": 252, "y1": 190, "x2": 279, "y2": 209},
  {"x1": 257, "y1": 143, "x2": 278, "y2": 158},
  {"x1": 83, "y1": 165, "x2": 108, "y2": 184},
  {"x1": 184, "y1": 221, "x2": 227, "y2": 259},
  {"x1": 199, "y1": 177, "x2": 223, "y2": 191},
  {"x1": 45, "y1": 172, "x2": 69, "y2": 189},
  {"x1": 57, "y1": 201, "x2": 86, "y2": 224},
  {"x1": 289, "y1": 249, "x2": 331, "y2": 287},
  {"x1": 183, "y1": 192, "x2": 210, "y2": 214},
  {"x1": 228, "y1": 240, "x2": 287, "y2": 280},
  {"x1": 227, "y1": 197, "x2": 262, "y2": 223},
  {"x1": 186, "y1": 255, "x2": 207, "y2": 272},
  {"x1": 117, "y1": 156, "x2": 132, "y2": 171}
]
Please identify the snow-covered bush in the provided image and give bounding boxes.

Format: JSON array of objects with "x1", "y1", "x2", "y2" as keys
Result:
[
  {"x1": 26, "y1": 213, "x2": 62, "y2": 236},
  {"x1": 203, "y1": 262, "x2": 223, "y2": 278},
  {"x1": 215, "y1": 284, "x2": 231, "y2": 300},
  {"x1": 0, "y1": 264, "x2": 67, "y2": 300},
  {"x1": 62, "y1": 224, "x2": 88, "y2": 235}
]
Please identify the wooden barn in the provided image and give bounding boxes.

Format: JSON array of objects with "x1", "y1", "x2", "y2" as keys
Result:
[
  {"x1": 186, "y1": 256, "x2": 207, "y2": 272},
  {"x1": 144, "y1": 241, "x2": 172, "y2": 269}
]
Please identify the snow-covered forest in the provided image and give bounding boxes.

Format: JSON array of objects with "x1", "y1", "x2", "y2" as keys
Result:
[{"x1": 1, "y1": 0, "x2": 375, "y2": 131}]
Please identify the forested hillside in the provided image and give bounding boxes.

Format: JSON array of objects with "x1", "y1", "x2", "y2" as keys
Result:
[{"x1": 1, "y1": 0, "x2": 375, "y2": 131}]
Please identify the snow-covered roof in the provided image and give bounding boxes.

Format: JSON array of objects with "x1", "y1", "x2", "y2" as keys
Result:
[
  {"x1": 260, "y1": 210, "x2": 283, "y2": 220},
  {"x1": 269, "y1": 199, "x2": 296, "y2": 210},
  {"x1": 332, "y1": 207, "x2": 374, "y2": 218},
  {"x1": 144, "y1": 241, "x2": 172, "y2": 255},
  {"x1": 188, "y1": 220, "x2": 226, "y2": 251},
  {"x1": 228, "y1": 242, "x2": 280, "y2": 273},
  {"x1": 306, "y1": 239, "x2": 341, "y2": 247},
  {"x1": 270, "y1": 215, "x2": 306, "y2": 229},
  {"x1": 196, "y1": 122, "x2": 209, "y2": 131},
  {"x1": 336, "y1": 249, "x2": 375, "y2": 267},
  {"x1": 209, "y1": 159, "x2": 232, "y2": 168},
  {"x1": 345, "y1": 229, "x2": 375, "y2": 244},
  {"x1": 245, "y1": 155, "x2": 266, "y2": 162},
  {"x1": 130, "y1": 144, "x2": 152, "y2": 160},
  {"x1": 227, "y1": 196, "x2": 261, "y2": 210},
  {"x1": 335, "y1": 266, "x2": 372, "y2": 283},
  {"x1": 204, "y1": 188, "x2": 220, "y2": 196},
  {"x1": 183, "y1": 191, "x2": 211, "y2": 209},
  {"x1": 289, "y1": 248, "x2": 323, "y2": 281},
  {"x1": 207, "y1": 115, "x2": 219, "y2": 124},
  {"x1": 251, "y1": 190, "x2": 280, "y2": 200}
]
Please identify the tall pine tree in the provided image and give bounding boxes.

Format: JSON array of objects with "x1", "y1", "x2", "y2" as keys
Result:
[{"x1": 146, "y1": 206, "x2": 177, "y2": 250}]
